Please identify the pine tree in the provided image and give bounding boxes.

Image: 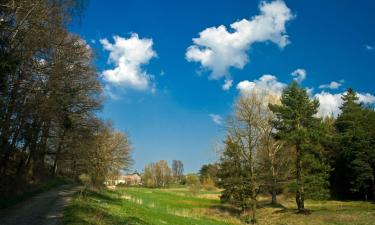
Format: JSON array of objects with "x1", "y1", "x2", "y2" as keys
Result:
[
  {"x1": 269, "y1": 81, "x2": 330, "y2": 212},
  {"x1": 333, "y1": 88, "x2": 375, "y2": 200}
]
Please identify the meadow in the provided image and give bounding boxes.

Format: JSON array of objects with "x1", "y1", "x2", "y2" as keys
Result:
[{"x1": 64, "y1": 186, "x2": 375, "y2": 225}]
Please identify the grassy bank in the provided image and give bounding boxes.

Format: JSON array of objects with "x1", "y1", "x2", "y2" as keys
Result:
[
  {"x1": 64, "y1": 187, "x2": 375, "y2": 225},
  {"x1": 0, "y1": 177, "x2": 68, "y2": 209}
]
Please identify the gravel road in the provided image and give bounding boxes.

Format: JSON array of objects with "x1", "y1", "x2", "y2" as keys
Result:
[{"x1": 0, "y1": 185, "x2": 79, "y2": 225}]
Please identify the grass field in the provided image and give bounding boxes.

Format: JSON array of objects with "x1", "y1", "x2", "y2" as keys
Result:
[{"x1": 64, "y1": 186, "x2": 375, "y2": 225}]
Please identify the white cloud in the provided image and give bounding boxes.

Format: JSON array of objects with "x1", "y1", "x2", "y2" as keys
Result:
[
  {"x1": 365, "y1": 45, "x2": 374, "y2": 50},
  {"x1": 100, "y1": 33, "x2": 157, "y2": 91},
  {"x1": 186, "y1": 0, "x2": 293, "y2": 80},
  {"x1": 314, "y1": 91, "x2": 375, "y2": 118},
  {"x1": 236, "y1": 74, "x2": 375, "y2": 118},
  {"x1": 222, "y1": 79, "x2": 233, "y2": 90},
  {"x1": 237, "y1": 74, "x2": 286, "y2": 97},
  {"x1": 314, "y1": 92, "x2": 343, "y2": 118},
  {"x1": 291, "y1": 68, "x2": 306, "y2": 83},
  {"x1": 209, "y1": 114, "x2": 223, "y2": 125},
  {"x1": 358, "y1": 93, "x2": 375, "y2": 104},
  {"x1": 319, "y1": 81, "x2": 343, "y2": 89}
]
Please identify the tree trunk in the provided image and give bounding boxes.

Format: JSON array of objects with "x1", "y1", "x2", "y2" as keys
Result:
[
  {"x1": 271, "y1": 164, "x2": 278, "y2": 204},
  {"x1": 271, "y1": 186, "x2": 277, "y2": 205},
  {"x1": 52, "y1": 126, "x2": 64, "y2": 177},
  {"x1": 296, "y1": 145, "x2": 305, "y2": 212},
  {"x1": 251, "y1": 198, "x2": 256, "y2": 224}
]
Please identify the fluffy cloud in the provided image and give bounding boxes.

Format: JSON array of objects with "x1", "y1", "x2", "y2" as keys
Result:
[
  {"x1": 236, "y1": 74, "x2": 375, "y2": 118},
  {"x1": 291, "y1": 68, "x2": 306, "y2": 83},
  {"x1": 319, "y1": 80, "x2": 343, "y2": 89},
  {"x1": 100, "y1": 33, "x2": 157, "y2": 90},
  {"x1": 222, "y1": 79, "x2": 233, "y2": 90},
  {"x1": 209, "y1": 114, "x2": 223, "y2": 125},
  {"x1": 186, "y1": 0, "x2": 293, "y2": 80},
  {"x1": 314, "y1": 92, "x2": 343, "y2": 118},
  {"x1": 236, "y1": 74, "x2": 286, "y2": 97},
  {"x1": 315, "y1": 91, "x2": 375, "y2": 118},
  {"x1": 358, "y1": 93, "x2": 375, "y2": 104}
]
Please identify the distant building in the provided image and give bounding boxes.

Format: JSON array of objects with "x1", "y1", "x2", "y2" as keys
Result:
[
  {"x1": 105, "y1": 172, "x2": 142, "y2": 186},
  {"x1": 123, "y1": 172, "x2": 142, "y2": 185}
]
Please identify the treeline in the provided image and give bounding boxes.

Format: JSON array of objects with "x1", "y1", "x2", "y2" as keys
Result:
[
  {"x1": 142, "y1": 160, "x2": 184, "y2": 187},
  {"x1": 0, "y1": 0, "x2": 131, "y2": 194},
  {"x1": 217, "y1": 82, "x2": 375, "y2": 223}
]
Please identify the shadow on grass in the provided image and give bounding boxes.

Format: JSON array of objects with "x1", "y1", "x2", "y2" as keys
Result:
[
  {"x1": 65, "y1": 193, "x2": 151, "y2": 225},
  {"x1": 273, "y1": 207, "x2": 313, "y2": 215},
  {"x1": 210, "y1": 201, "x2": 289, "y2": 217},
  {"x1": 0, "y1": 177, "x2": 68, "y2": 209},
  {"x1": 75, "y1": 189, "x2": 126, "y2": 208},
  {"x1": 209, "y1": 204, "x2": 242, "y2": 216},
  {"x1": 260, "y1": 202, "x2": 288, "y2": 209}
]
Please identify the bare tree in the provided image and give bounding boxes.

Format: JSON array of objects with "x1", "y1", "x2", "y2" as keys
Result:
[
  {"x1": 256, "y1": 94, "x2": 294, "y2": 204},
  {"x1": 172, "y1": 160, "x2": 184, "y2": 183},
  {"x1": 143, "y1": 160, "x2": 172, "y2": 188},
  {"x1": 218, "y1": 91, "x2": 267, "y2": 223}
]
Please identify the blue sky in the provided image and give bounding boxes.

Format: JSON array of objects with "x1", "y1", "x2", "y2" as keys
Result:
[{"x1": 71, "y1": 0, "x2": 375, "y2": 173}]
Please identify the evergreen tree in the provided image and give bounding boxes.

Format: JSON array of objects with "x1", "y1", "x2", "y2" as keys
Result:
[
  {"x1": 333, "y1": 88, "x2": 375, "y2": 200},
  {"x1": 269, "y1": 81, "x2": 330, "y2": 212},
  {"x1": 218, "y1": 136, "x2": 256, "y2": 223}
]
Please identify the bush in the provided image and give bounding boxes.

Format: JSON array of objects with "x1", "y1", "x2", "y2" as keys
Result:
[
  {"x1": 201, "y1": 177, "x2": 217, "y2": 191},
  {"x1": 186, "y1": 173, "x2": 201, "y2": 195},
  {"x1": 78, "y1": 174, "x2": 92, "y2": 189}
]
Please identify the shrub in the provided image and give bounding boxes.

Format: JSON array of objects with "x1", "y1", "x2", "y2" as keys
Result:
[{"x1": 186, "y1": 173, "x2": 201, "y2": 195}]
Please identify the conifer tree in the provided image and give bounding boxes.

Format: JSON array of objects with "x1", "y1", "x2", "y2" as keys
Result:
[
  {"x1": 269, "y1": 81, "x2": 330, "y2": 212},
  {"x1": 334, "y1": 88, "x2": 375, "y2": 200}
]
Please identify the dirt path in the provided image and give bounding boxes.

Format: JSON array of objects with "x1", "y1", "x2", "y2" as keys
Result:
[{"x1": 0, "y1": 185, "x2": 80, "y2": 225}]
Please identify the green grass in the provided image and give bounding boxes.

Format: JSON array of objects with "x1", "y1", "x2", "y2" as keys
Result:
[
  {"x1": 64, "y1": 187, "x2": 375, "y2": 225},
  {"x1": 0, "y1": 177, "x2": 68, "y2": 209}
]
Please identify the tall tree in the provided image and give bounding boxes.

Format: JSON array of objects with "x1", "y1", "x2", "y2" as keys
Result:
[
  {"x1": 333, "y1": 88, "x2": 375, "y2": 200},
  {"x1": 0, "y1": 0, "x2": 132, "y2": 194},
  {"x1": 269, "y1": 81, "x2": 330, "y2": 212},
  {"x1": 172, "y1": 160, "x2": 184, "y2": 183},
  {"x1": 218, "y1": 92, "x2": 269, "y2": 223},
  {"x1": 199, "y1": 163, "x2": 219, "y2": 184},
  {"x1": 254, "y1": 94, "x2": 294, "y2": 205}
]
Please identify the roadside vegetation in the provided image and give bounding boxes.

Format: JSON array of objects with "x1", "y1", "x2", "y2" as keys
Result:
[
  {"x1": 0, "y1": 177, "x2": 67, "y2": 209},
  {"x1": 0, "y1": 0, "x2": 132, "y2": 205}
]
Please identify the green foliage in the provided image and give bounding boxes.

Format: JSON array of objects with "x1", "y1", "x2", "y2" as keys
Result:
[
  {"x1": 186, "y1": 173, "x2": 201, "y2": 195},
  {"x1": 270, "y1": 82, "x2": 331, "y2": 210},
  {"x1": 302, "y1": 152, "x2": 330, "y2": 200},
  {"x1": 218, "y1": 137, "x2": 255, "y2": 210},
  {"x1": 332, "y1": 88, "x2": 375, "y2": 200},
  {"x1": 199, "y1": 163, "x2": 219, "y2": 184}
]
